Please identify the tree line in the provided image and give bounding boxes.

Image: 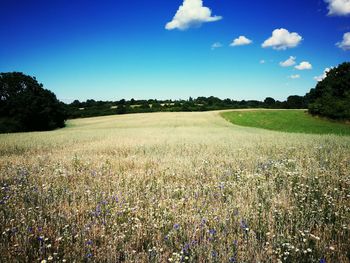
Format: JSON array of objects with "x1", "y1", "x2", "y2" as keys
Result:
[
  {"x1": 65, "y1": 95, "x2": 308, "y2": 119},
  {"x1": 1, "y1": 62, "x2": 349, "y2": 133}
]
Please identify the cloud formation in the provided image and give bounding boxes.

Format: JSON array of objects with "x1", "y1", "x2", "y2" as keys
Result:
[
  {"x1": 262, "y1": 28, "x2": 302, "y2": 50},
  {"x1": 211, "y1": 42, "x2": 222, "y2": 50},
  {"x1": 230, "y1": 36, "x2": 253, "y2": 46},
  {"x1": 336, "y1": 32, "x2": 350, "y2": 50},
  {"x1": 165, "y1": 0, "x2": 222, "y2": 30},
  {"x1": 289, "y1": 74, "x2": 300, "y2": 79},
  {"x1": 325, "y1": 0, "x2": 350, "y2": 16},
  {"x1": 295, "y1": 61, "x2": 312, "y2": 70},
  {"x1": 314, "y1": 68, "x2": 331, "y2": 81},
  {"x1": 279, "y1": 56, "x2": 296, "y2": 67}
]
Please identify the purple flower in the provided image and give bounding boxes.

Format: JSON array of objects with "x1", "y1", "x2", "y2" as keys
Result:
[
  {"x1": 182, "y1": 243, "x2": 190, "y2": 253},
  {"x1": 240, "y1": 219, "x2": 248, "y2": 229},
  {"x1": 320, "y1": 259, "x2": 326, "y2": 263},
  {"x1": 209, "y1": 229, "x2": 216, "y2": 235},
  {"x1": 211, "y1": 250, "x2": 217, "y2": 258},
  {"x1": 174, "y1": 224, "x2": 180, "y2": 230},
  {"x1": 86, "y1": 240, "x2": 93, "y2": 245}
]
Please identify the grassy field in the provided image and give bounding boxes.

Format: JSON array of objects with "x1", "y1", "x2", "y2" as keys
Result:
[
  {"x1": 0, "y1": 111, "x2": 349, "y2": 262},
  {"x1": 221, "y1": 110, "x2": 350, "y2": 135}
]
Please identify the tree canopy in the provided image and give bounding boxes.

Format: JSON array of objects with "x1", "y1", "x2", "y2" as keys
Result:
[
  {"x1": 307, "y1": 62, "x2": 350, "y2": 120},
  {"x1": 0, "y1": 72, "x2": 66, "y2": 133}
]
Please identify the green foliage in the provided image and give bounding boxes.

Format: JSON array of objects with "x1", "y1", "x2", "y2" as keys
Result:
[
  {"x1": 0, "y1": 72, "x2": 66, "y2": 133},
  {"x1": 307, "y1": 62, "x2": 350, "y2": 120},
  {"x1": 221, "y1": 110, "x2": 350, "y2": 135},
  {"x1": 285, "y1": 95, "x2": 307, "y2": 109}
]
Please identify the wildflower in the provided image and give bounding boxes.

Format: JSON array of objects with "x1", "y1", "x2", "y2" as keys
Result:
[
  {"x1": 229, "y1": 256, "x2": 236, "y2": 262},
  {"x1": 182, "y1": 243, "x2": 190, "y2": 253},
  {"x1": 209, "y1": 229, "x2": 216, "y2": 235},
  {"x1": 41, "y1": 260, "x2": 47, "y2": 263},
  {"x1": 320, "y1": 259, "x2": 326, "y2": 263},
  {"x1": 173, "y1": 224, "x2": 180, "y2": 230},
  {"x1": 240, "y1": 220, "x2": 249, "y2": 231}
]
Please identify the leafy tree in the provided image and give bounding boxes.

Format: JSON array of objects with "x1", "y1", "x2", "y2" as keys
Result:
[
  {"x1": 264, "y1": 97, "x2": 276, "y2": 108},
  {"x1": 0, "y1": 72, "x2": 66, "y2": 133},
  {"x1": 307, "y1": 62, "x2": 350, "y2": 119},
  {"x1": 285, "y1": 95, "x2": 307, "y2": 109},
  {"x1": 71, "y1": 100, "x2": 81, "y2": 107}
]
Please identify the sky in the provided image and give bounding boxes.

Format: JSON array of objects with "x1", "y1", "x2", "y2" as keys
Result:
[{"x1": 1, "y1": 0, "x2": 350, "y2": 102}]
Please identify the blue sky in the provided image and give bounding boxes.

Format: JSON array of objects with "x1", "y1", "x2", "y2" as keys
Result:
[{"x1": 1, "y1": 0, "x2": 349, "y2": 102}]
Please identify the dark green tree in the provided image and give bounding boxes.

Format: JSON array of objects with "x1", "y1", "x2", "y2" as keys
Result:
[
  {"x1": 307, "y1": 62, "x2": 350, "y2": 119},
  {"x1": 0, "y1": 72, "x2": 66, "y2": 133},
  {"x1": 285, "y1": 95, "x2": 307, "y2": 109},
  {"x1": 264, "y1": 97, "x2": 276, "y2": 108}
]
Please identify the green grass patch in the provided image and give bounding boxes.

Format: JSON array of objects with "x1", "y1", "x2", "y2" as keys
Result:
[{"x1": 221, "y1": 109, "x2": 350, "y2": 135}]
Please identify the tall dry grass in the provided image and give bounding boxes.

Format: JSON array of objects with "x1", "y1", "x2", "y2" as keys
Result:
[{"x1": 0, "y1": 111, "x2": 349, "y2": 262}]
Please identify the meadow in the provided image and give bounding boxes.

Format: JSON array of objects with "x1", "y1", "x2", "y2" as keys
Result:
[
  {"x1": 221, "y1": 110, "x2": 350, "y2": 136},
  {"x1": 0, "y1": 110, "x2": 349, "y2": 262}
]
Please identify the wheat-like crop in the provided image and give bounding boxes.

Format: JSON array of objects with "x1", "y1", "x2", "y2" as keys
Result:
[{"x1": 0, "y1": 111, "x2": 349, "y2": 262}]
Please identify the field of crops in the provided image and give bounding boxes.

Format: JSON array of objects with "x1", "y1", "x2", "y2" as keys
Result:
[{"x1": 0, "y1": 111, "x2": 349, "y2": 262}]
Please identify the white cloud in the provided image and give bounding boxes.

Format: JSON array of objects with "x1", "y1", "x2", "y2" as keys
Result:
[
  {"x1": 230, "y1": 36, "x2": 253, "y2": 46},
  {"x1": 165, "y1": 0, "x2": 222, "y2": 30},
  {"x1": 289, "y1": 74, "x2": 300, "y2": 79},
  {"x1": 262, "y1": 28, "x2": 303, "y2": 50},
  {"x1": 325, "y1": 0, "x2": 350, "y2": 16},
  {"x1": 314, "y1": 67, "x2": 331, "y2": 81},
  {"x1": 211, "y1": 42, "x2": 222, "y2": 50},
  {"x1": 336, "y1": 32, "x2": 350, "y2": 50},
  {"x1": 279, "y1": 56, "x2": 296, "y2": 67},
  {"x1": 260, "y1": 60, "x2": 266, "y2": 64},
  {"x1": 295, "y1": 61, "x2": 312, "y2": 70}
]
